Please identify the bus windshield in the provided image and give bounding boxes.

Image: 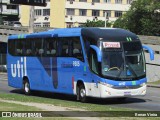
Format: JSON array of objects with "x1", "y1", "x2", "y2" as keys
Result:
[{"x1": 102, "y1": 48, "x2": 146, "y2": 80}]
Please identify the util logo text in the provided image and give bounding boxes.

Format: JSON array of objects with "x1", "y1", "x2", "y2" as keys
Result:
[{"x1": 11, "y1": 57, "x2": 27, "y2": 78}]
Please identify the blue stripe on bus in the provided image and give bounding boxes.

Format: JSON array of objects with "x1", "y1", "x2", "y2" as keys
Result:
[
  {"x1": 37, "y1": 57, "x2": 58, "y2": 89},
  {"x1": 104, "y1": 78, "x2": 147, "y2": 86},
  {"x1": 38, "y1": 57, "x2": 51, "y2": 77},
  {"x1": 52, "y1": 58, "x2": 58, "y2": 89}
]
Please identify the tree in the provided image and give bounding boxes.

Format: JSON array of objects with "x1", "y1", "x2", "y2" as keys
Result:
[
  {"x1": 82, "y1": 19, "x2": 112, "y2": 27},
  {"x1": 113, "y1": 0, "x2": 160, "y2": 36}
]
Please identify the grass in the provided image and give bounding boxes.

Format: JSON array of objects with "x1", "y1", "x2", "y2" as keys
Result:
[
  {"x1": 0, "y1": 95, "x2": 159, "y2": 120},
  {"x1": 0, "y1": 92, "x2": 160, "y2": 120},
  {"x1": 0, "y1": 101, "x2": 41, "y2": 111},
  {"x1": 0, "y1": 101, "x2": 75, "y2": 120},
  {"x1": 0, "y1": 92, "x2": 132, "y2": 112}
]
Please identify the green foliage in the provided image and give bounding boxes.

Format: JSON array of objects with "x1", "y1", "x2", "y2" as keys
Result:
[
  {"x1": 113, "y1": 0, "x2": 160, "y2": 36},
  {"x1": 82, "y1": 19, "x2": 112, "y2": 27}
]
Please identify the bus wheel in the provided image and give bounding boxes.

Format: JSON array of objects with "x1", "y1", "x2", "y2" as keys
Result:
[
  {"x1": 23, "y1": 80, "x2": 31, "y2": 95},
  {"x1": 79, "y1": 85, "x2": 87, "y2": 102}
]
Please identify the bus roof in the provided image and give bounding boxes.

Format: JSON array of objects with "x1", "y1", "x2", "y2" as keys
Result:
[
  {"x1": 81, "y1": 27, "x2": 139, "y2": 42},
  {"x1": 8, "y1": 27, "x2": 139, "y2": 42}
]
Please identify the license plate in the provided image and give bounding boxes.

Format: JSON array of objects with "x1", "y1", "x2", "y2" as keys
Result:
[{"x1": 124, "y1": 91, "x2": 131, "y2": 96}]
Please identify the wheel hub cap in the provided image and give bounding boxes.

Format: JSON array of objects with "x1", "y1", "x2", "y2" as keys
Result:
[
  {"x1": 80, "y1": 89, "x2": 86, "y2": 97},
  {"x1": 25, "y1": 83, "x2": 29, "y2": 93}
]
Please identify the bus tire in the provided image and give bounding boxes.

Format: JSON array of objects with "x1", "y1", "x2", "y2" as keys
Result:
[
  {"x1": 79, "y1": 84, "x2": 87, "y2": 103},
  {"x1": 23, "y1": 79, "x2": 31, "y2": 95}
]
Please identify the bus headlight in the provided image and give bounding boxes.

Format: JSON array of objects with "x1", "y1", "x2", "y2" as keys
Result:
[
  {"x1": 106, "y1": 83, "x2": 113, "y2": 88},
  {"x1": 99, "y1": 81, "x2": 113, "y2": 88},
  {"x1": 140, "y1": 83, "x2": 146, "y2": 87}
]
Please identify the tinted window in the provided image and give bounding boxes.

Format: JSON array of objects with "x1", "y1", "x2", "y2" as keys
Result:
[
  {"x1": 72, "y1": 37, "x2": 84, "y2": 61},
  {"x1": 16, "y1": 40, "x2": 25, "y2": 55},
  {"x1": 33, "y1": 38, "x2": 44, "y2": 56},
  {"x1": 45, "y1": 38, "x2": 57, "y2": 57},
  {"x1": 8, "y1": 37, "x2": 84, "y2": 61},
  {"x1": 25, "y1": 39, "x2": 33, "y2": 56},
  {"x1": 57, "y1": 38, "x2": 69, "y2": 57},
  {"x1": 8, "y1": 38, "x2": 44, "y2": 56}
]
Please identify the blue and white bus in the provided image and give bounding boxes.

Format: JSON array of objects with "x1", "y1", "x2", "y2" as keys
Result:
[{"x1": 7, "y1": 28, "x2": 154, "y2": 102}]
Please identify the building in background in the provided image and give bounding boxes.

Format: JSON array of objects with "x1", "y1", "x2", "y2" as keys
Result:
[
  {"x1": 0, "y1": 0, "x2": 19, "y2": 25},
  {"x1": 20, "y1": 0, "x2": 133, "y2": 28},
  {"x1": 20, "y1": 0, "x2": 50, "y2": 27}
]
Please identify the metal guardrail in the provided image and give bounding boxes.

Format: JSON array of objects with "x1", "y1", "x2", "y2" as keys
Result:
[
  {"x1": 139, "y1": 35, "x2": 160, "y2": 45},
  {"x1": 0, "y1": 25, "x2": 54, "y2": 42},
  {"x1": 0, "y1": 25, "x2": 52, "y2": 33}
]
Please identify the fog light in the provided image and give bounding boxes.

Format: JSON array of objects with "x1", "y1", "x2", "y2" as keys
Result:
[
  {"x1": 105, "y1": 90, "x2": 111, "y2": 95},
  {"x1": 140, "y1": 83, "x2": 146, "y2": 87},
  {"x1": 142, "y1": 89, "x2": 146, "y2": 94}
]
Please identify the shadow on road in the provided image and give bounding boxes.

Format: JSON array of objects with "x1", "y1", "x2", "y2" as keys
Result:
[{"x1": 10, "y1": 89, "x2": 146, "y2": 105}]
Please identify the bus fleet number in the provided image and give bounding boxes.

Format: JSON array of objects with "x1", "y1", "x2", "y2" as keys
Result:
[{"x1": 73, "y1": 61, "x2": 80, "y2": 67}]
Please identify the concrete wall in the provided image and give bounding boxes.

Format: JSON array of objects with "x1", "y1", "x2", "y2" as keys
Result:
[
  {"x1": 145, "y1": 53, "x2": 160, "y2": 82},
  {"x1": 139, "y1": 36, "x2": 160, "y2": 82}
]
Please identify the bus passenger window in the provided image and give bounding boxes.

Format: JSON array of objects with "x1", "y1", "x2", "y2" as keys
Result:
[
  {"x1": 33, "y1": 39, "x2": 44, "y2": 56},
  {"x1": 72, "y1": 38, "x2": 84, "y2": 61},
  {"x1": 58, "y1": 38, "x2": 69, "y2": 57},
  {"x1": 25, "y1": 39, "x2": 33, "y2": 56},
  {"x1": 39, "y1": 49, "x2": 44, "y2": 55},
  {"x1": 26, "y1": 49, "x2": 32, "y2": 55},
  {"x1": 16, "y1": 49, "x2": 22, "y2": 55},
  {"x1": 51, "y1": 49, "x2": 56, "y2": 55},
  {"x1": 8, "y1": 41, "x2": 15, "y2": 55},
  {"x1": 45, "y1": 38, "x2": 57, "y2": 57},
  {"x1": 16, "y1": 40, "x2": 24, "y2": 56},
  {"x1": 89, "y1": 49, "x2": 99, "y2": 75}
]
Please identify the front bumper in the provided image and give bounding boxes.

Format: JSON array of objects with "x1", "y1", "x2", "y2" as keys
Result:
[{"x1": 99, "y1": 84, "x2": 146, "y2": 98}]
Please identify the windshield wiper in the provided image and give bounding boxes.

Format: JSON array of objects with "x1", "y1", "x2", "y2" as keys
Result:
[
  {"x1": 126, "y1": 61, "x2": 138, "y2": 78},
  {"x1": 116, "y1": 63, "x2": 124, "y2": 79}
]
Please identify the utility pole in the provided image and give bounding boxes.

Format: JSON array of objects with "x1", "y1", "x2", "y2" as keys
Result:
[
  {"x1": 28, "y1": 6, "x2": 34, "y2": 33},
  {"x1": 104, "y1": 12, "x2": 109, "y2": 28},
  {"x1": 0, "y1": 0, "x2": 2, "y2": 25},
  {"x1": 105, "y1": 12, "x2": 107, "y2": 28}
]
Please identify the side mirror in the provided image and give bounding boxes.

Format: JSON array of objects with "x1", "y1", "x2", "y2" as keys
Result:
[
  {"x1": 90, "y1": 45, "x2": 102, "y2": 62},
  {"x1": 142, "y1": 45, "x2": 154, "y2": 61}
]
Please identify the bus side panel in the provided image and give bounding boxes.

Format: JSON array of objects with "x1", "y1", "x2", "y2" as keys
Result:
[
  {"x1": 7, "y1": 56, "x2": 54, "y2": 92},
  {"x1": 7, "y1": 56, "x2": 24, "y2": 89},
  {"x1": 27, "y1": 57, "x2": 55, "y2": 92},
  {"x1": 57, "y1": 57, "x2": 78, "y2": 94},
  {"x1": 57, "y1": 57, "x2": 93, "y2": 95}
]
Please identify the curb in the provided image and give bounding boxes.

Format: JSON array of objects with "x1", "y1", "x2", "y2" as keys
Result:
[
  {"x1": 0, "y1": 72, "x2": 7, "y2": 75},
  {"x1": 147, "y1": 84, "x2": 160, "y2": 88}
]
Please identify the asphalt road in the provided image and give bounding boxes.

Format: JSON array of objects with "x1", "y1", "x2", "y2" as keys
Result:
[{"x1": 0, "y1": 73, "x2": 160, "y2": 111}]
